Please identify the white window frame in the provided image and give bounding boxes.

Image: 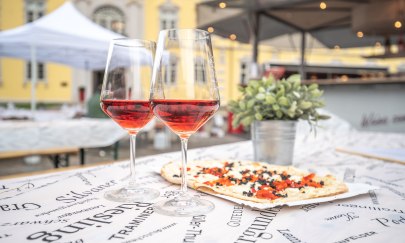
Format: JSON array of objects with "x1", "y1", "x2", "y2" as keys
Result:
[
  {"x1": 25, "y1": 0, "x2": 45, "y2": 23},
  {"x1": 26, "y1": 62, "x2": 46, "y2": 82},
  {"x1": 93, "y1": 5, "x2": 126, "y2": 35},
  {"x1": 25, "y1": 0, "x2": 47, "y2": 84},
  {"x1": 240, "y1": 60, "x2": 249, "y2": 85},
  {"x1": 159, "y1": 1, "x2": 179, "y2": 32},
  {"x1": 164, "y1": 57, "x2": 177, "y2": 85},
  {"x1": 194, "y1": 59, "x2": 206, "y2": 83}
]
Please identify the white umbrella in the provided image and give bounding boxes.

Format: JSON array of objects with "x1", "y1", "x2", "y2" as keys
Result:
[
  {"x1": 0, "y1": 2, "x2": 124, "y2": 111},
  {"x1": 197, "y1": 0, "x2": 384, "y2": 78}
]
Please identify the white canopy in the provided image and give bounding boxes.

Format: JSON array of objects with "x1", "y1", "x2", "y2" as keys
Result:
[
  {"x1": 0, "y1": 1, "x2": 123, "y2": 70},
  {"x1": 0, "y1": 2, "x2": 125, "y2": 111}
]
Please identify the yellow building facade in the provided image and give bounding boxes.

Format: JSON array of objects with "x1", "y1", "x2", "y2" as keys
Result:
[
  {"x1": 0, "y1": 0, "x2": 400, "y2": 106},
  {"x1": 0, "y1": 0, "x2": 72, "y2": 104}
]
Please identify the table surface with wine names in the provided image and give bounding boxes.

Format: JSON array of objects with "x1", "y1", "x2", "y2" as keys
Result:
[{"x1": 0, "y1": 129, "x2": 404, "y2": 243}]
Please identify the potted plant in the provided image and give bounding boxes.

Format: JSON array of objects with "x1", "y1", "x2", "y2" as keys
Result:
[{"x1": 228, "y1": 74, "x2": 329, "y2": 165}]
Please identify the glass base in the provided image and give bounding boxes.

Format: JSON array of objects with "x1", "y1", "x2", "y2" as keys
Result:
[
  {"x1": 104, "y1": 187, "x2": 160, "y2": 202},
  {"x1": 154, "y1": 195, "x2": 214, "y2": 216}
]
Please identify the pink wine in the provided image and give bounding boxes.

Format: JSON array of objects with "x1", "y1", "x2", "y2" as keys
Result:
[
  {"x1": 151, "y1": 99, "x2": 219, "y2": 138},
  {"x1": 101, "y1": 99, "x2": 153, "y2": 134}
]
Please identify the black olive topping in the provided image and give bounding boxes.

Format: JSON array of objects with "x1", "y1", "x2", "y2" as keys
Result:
[
  {"x1": 262, "y1": 171, "x2": 273, "y2": 177},
  {"x1": 250, "y1": 182, "x2": 257, "y2": 189},
  {"x1": 225, "y1": 162, "x2": 234, "y2": 168},
  {"x1": 241, "y1": 180, "x2": 249, "y2": 185}
]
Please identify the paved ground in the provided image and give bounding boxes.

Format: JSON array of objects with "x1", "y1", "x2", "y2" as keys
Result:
[{"x1": 0, "y1": 133, "x2": 249, "y2": 177}]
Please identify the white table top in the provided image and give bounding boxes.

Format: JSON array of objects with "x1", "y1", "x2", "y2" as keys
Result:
[
  {"x1": 0, "y1": 105, "x2": 82, "y2": 121},
  {"x1": 0, "y1": 118, "x2": 127, "y2": 152},
  {"x1": 0, "y1": 130, "x2": 404, "y2": 242}
]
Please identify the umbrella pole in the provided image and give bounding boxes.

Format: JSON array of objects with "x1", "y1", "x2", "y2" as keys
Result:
[
  {"x1": 249, "y1": 12, "x2": 260, "y2": 79},
  {"x1": 30, "y1": 44, "x2": 37, "y2": 114},
  {"x1": 299, "y1": 31, "x2": 306, "y2": 80},
  {"x1": 252, "y1": 13, "x2": 259, "y2": 64}
]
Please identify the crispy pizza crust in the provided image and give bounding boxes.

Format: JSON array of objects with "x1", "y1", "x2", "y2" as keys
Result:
[{"x1": 161, "y1": 160, "x2": 348, "y2": 204}]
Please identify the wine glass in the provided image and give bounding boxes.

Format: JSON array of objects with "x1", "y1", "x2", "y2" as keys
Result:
[
  {"x1": 150, "y1": 29, "x2": 220, "y2": 216},
  {"x1": 100, "y1": 38, "x2": 160, "y2": 202}
]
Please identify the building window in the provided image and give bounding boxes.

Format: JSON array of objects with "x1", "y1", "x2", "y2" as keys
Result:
[
  {"x1": 159, "y1": 1, "x2": 178, "y2": 31},
  {"x1": 25, "y1": 0, "x2": 45, "y2": 23},
  {"x1": 25, "y1": 0, "x2": 46, "y2": 83},
  {"x1": 26, "y1": 62, "x2": 45, "y2": 81},
  {"x1": 240, "y1": 61, "x2": 249, "y2": 85},
  {"x1": 195, "y1": 59, "x2": 206, "y2": 83},
  {"x1": 93, "y1": 6, "x2": 125, "y2": 34},
  {"x1": 165, "y1": 57, "x2": 177, "y2": 85}
]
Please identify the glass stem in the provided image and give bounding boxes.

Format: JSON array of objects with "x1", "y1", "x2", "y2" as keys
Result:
[
  {"x1": 180, "y1": 137, "x2": 189, "y2": 195},
  {"x1": 128, "y1": 134, "x2": 137, "y2": 189}
]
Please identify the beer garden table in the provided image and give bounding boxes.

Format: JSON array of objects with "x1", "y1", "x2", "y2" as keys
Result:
[
  {"x1": 0, "y1": 118, "x2": 127, "y2": 165},
  {"x1": 0, "y1": 129, "x2": 404, "y2": 242}
]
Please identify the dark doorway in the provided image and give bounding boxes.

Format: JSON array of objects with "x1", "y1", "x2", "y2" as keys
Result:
[{"x1": 93, "y1": 71, "x2": 104, "y2": 94}]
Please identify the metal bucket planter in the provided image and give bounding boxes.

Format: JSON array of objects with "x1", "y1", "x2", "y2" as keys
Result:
[{"x1": 251, "y1": 120, "x2": 297, "y2": 165}]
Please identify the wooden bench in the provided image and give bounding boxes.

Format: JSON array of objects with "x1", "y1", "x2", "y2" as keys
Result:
[{"x1": 0, "y1": 147, "x2": 80, "y2": 168}]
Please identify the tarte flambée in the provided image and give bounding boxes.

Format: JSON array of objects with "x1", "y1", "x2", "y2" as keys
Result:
[{"x1": 161, "y1": 160, "x2": 348, "y2": 203}]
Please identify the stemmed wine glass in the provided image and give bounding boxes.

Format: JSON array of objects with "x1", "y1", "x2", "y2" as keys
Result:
[
  {"x1": 100, "y1": 38, "x2": 160, "y2": 202},
  {"x1": 150, "y1": 29, "x2": 220, "y2": 216}
]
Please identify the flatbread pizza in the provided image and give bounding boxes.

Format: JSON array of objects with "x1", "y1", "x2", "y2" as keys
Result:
[{"x1": 161, "y1": 160, "x2": 348, "y2": 203}]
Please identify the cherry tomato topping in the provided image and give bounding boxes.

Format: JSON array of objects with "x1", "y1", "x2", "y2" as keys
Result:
[{"x1": 256, "y1": 190, "x2": 279, "y2": 200}]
